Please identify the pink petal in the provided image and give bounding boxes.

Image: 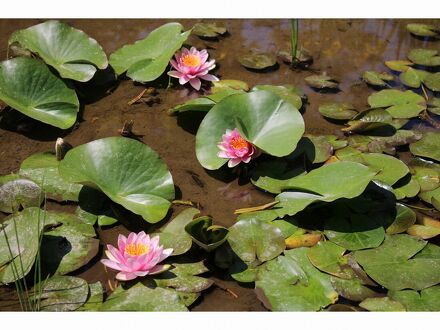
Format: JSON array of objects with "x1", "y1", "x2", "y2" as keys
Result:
[
  {"x1": 149, "y1": 264, "x2": 171, "y2": 275},
  {"x1": 101, "y1": 259, "x2": 124, "y2": 271},
  {"x1": 158, "y1": 248, "x2": 173, "y2": 262},
  {"x1": 179, "y1": 75, "x2": 190, "y2": 85},
  {"x1": 168, "y1": 70, "x2": 183, "y2": 78},
  {"x1": 200, "y1": 74, "x2": 219, "y2": 82},
  {"x1": 228, "y1": 158, "x2": 242, "y2": 167},
  {"x1": 116, "y1": 272, "x2": 137, "y2": 281},
  {"x1": 117, "y1": 234, "x2": 127, "y2": 252},
  {"x1": 189, "y1": 78, "x2": 201, "y2": 90},
  {"x1": 170, "y1": 59, "x2": 179, "y2": 70}
]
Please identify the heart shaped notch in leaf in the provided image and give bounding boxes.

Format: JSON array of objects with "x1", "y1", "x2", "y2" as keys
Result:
[
  {"x1": 0, "y1": 57, "x2": 79, "y2": 129},
  {"x1": 184, "y1": 216, "x2": 228, "y2": 252},
  {"x1": 59, "y1": 137, "x2": 175, "y2": 223},
  {"x1": 196, "y1": 90, "x2": 305, "y2": 170},
  {"x1": 109, "y1": 22, "x2": 190, "y2": 83},
  {"x1": 9, "y1": 20, "x2": 108, "y2": 82}
]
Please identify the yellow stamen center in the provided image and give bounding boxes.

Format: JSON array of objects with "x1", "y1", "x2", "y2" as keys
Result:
[
  {"x1": 125, "y1": 243, "x2": 149, "y2": 256},
  {"x1": 181, "y1": 54, "x2": 201, "y2": 67},
  {"x1": 230, "y1": 136, "x2": 249, "y2": 150}
]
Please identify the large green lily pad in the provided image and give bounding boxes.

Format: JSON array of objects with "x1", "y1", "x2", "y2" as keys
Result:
[
  {"x1": 354, "y1": 235, "x2": 440, "y2": 291},
  {"x1": 408, "y1": 48, "x2": 440, "y2": 66},
  {"x1": 19, "y1": 152, "x2": 83, "y2": 202},
  {"x1": 255, "y1": 248, "x2": 338, "y2": 311},
  {"x1": 9, "y1": 20, "x2": 108, "y2": 82},
  {"x1": 389, "y1": 285, "x2": 440, "y2": 311},
  {"x1": 251, "y1": 85, "x2": 304, "y2": 109},
  {"x1": 409, "y1": 131, "x2": 440, "y2": 162},
  {"x1": 228, "y1": 218, "x2": 285, "y2": 264},
  {"x1": 368, "y1": 89, "x2": 426, "y2": 119},
  {"x1": 0, "y1": 207, "x2": 58, "y2": 284},
  {"x1": 109, "y1": 22, "x2": 190, "y2": 82},
  {"x1": 0, "y1": 57, "x2": 79, "y2": 129},
  {"x1": 318, "y1": 103, "x2": 357, "y2": 120},
  {"x1": 0, "y1": 175, "x2": 42, "y2": 213},
  {"x1": 100, "y1": 283, "x2": 187, "y2": 311},
  {"x1": 59, "y1": 137, "x2": 174, "y2": 223},
  {"x1": 196, "y1": 90, "x2": 305, "y2": 170}
]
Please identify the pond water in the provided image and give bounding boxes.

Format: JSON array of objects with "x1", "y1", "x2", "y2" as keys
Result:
[{"x1": 0, "y1": 18, "x2": 439, "y2": 311}]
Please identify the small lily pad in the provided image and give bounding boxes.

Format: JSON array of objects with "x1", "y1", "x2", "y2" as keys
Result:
[
  {"x1": 385, "y1": 60, "x2": 413, "y2": 72},
  {"x1": 408, "y1": 48, "x2": 440, "y2": 66},
  {"x1": 238, "y1": 53, "x2": 277, "y2": 70},
  {"x1": 368, "y1": 89, "x2": 426, "y2": 119},
  {"x1": 407, "y1": 224, "x2": 440, "y2": 239},
  {"x1": 0, "y1": 175, "x2": 42, "y2": 213},
  {"x1": 185, "y1": 216, "x2": 228, "y2": 252},
  {"x1": 389, "y1": 285, "x2": 440, "y2": 311},
  {"x1": 342, "y1": 109, "x2": 394, "y2": 133},
  {"x1": 307, "y1": 241, "x2": 353, "y2": 279},
  {"x1": 427, "y1": 97, "x2": 440, "y2": 115},
  {"x1": 386, "y1": 204, "x2": 416, "y2": 235},
  {"x1": 407, "y1": 23, "x2": 439, "y2": 37},
  {"x1": 305, "y1": 73, "x2": 339, "y2": 89},
  {"x1": 78, "y1": 281, "x2": 104, "y2": 311},
  {"x1": 330, "y1": 277, "x2": 378, "y2": 302},
  {"x1": 192, "y1": 23, "x2": 227, "y2": 38},
  {"x1": 424, "y1": 72, "x2": 440, "y2": 92},
  {"x1": 319, "y1": 103, "x2": 357, "y2": 120},
  {"x1": 410, "y1": 131, "x2": 440, "y2": 162},
  {"x1": 359, "y1": 297, "x2": 406, "y2": 311},
  {"x1": 211, "y1": 79, "x2": 249, "y2": 93},
  {"x1": 399, "y1": 68, "x2": 429, "y2": 88},
  {"x1": 362, "y1": 71, "x2": 394, "y2": 87}
]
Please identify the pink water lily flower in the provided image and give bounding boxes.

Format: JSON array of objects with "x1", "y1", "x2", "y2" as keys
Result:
[
  {"x1": 101, "y1": 231, "x2": 173, "y2": 281},
  {"x1": 168, "y1": 47, "x2": 219, "y2": 90},
  {"x1": 217, "y1": 128, "x2": 259, "y2": 167}
]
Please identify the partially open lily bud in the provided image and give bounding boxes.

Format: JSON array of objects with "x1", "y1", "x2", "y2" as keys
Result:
[{"x1": 55, "y1": 137, "x2": 72, "y2": 161}]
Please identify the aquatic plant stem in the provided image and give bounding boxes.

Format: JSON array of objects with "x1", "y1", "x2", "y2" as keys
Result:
[{"x1": 290, "y1": 19, "x2": 299, "y2": 65}]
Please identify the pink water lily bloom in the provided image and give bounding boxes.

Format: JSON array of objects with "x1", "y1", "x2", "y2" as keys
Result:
[
  {"x1": 217, "y1": 128, "x2": 259, "y2": 167},
  {"x1": 101, "y1": 231, "x2": 173, "y2": 281},
  {"x1": 168, "y1": 47, "x2": 219, "y2": 90}
]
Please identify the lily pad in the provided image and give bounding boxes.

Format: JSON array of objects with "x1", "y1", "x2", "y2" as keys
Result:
[
  {"x1": 318, "y1": 103, "x2": 357, "y2": 120},
  {"x1": 0, "y1": 207, "x2": 58, "y2": 284},
  {"x1": 330, "y1": 277, "x2": 378, "y2": 302},
  {"x1": 228, "y1": 218, "x2": 285, "y2": 264},
  {"x1": 307, "y1": 241, "x2": 353, "y2": 279},
  {"x1": 389, "y1": 285, "x2": 440, "y2": 311},
  {"x1": 153, "y1": 208, "x2": 200, "y2": 256},
  {"x1": 79, "y1": 281, "x2": 104, "y2": 311},
  {"x1": 399, "y1": 68, "x2": 429, "y2": 88},
  {"x1": 424, "y1": 72, "x2": 440, "y2": 92},
  {"x1": 0, "y1": 175, "x2": 42, "y2": 213},
  {"x1": 362, "y1": 71, "x2": 394, "y2": 87},
  {"x1": 40, "y1": 211, "x2": 99, "y2": 275},
  {"x1": 407, "y1": 23, "x2": 439, "y2": 37},
  {"x1": 409, "y1": 131, "x2": 440, "y2": 162},
  {"x1": 359, "y1": 297, "x2": 406, "y2": 311},
  {"x1": 0, "y1": 57, "x2": 79, "y2": 129},
  {"x1": 255, "y1": 248, "x2": 338, "y2": 311},
  {"x1": 9, "y1": 20, "x2": 108, "y2": 82},
  {"x1": 35, "y1": 276, "x2": 89, "y2": 311},
  {"x1": 99, "y1": 283, "x2": 187, "y2": 311},
  {"x1": 19, "y1": 152, "x2": 83, "y2": 202},
  {"x1": 407, "y1": 224, "x2": 440, "y2": 239},
  {"x1": 419, "y1": 187, "x2": 440, "y2": 211},
  {"x1": 428, "y1": 97, "x2": 440, "y2": 115},
  {"x1": 287, "y1": 135, "x2": 334, "y2": 164},
  {"x1": 109, "y1": 22, "x2": 190, "y2": 82},
  {"x1": 285, "y1": 233, "x2": 322, "y2": 249},
  {"x1": 354, "y1": 234, "x2": 440, "y2": 291},
  {"x1": 386, "y1": 204, "x2": 416, "y2": 235},
  {"x1": 408, "y1": 48, "x2": 440, "y2": 67},
  {"x1": 192, "y1": 22, "x2": 227, "y2": 38},
  {"x1": 305, "y1": 73, "x2": 339, "y2": 89},
  {"x1": 195, "y1": 90, "x2": 304, "y2": 170},
  {"x1": 342, "y1": 109, "x2": 394, "y2": 133},
  {"x1": 368, "y1": 89, "x2": 426, "y2": 119},
  {"x1": 59, "y1": 137, "x2": 174, "y2": 223},
  {"x1": 251, "y1": 85, "x2": 304, "y2": 109},
  {"x1": 185, "y1": 216, "x2": 228, "y2": 252},
  {"x1": 154, "y1": 261, "x2": 214, "y2": 293},
  {"x1": 385, "y1": 60, "x2": 413, "y2": 72},
  {"x1": 238, "y1": 53, "x2": 277, "y2": 70},
  {"x1": 367, "y1": 130, "x2": 422, "y2": 155},
  {"x1": 211, "y1": 79, "x2": 249, "y2": 93}
]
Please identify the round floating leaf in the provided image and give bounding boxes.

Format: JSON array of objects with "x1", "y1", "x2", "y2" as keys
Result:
[
  {"x1": 367, "y1": 130, "x2": 422, "y2": 155},
  {"x1": 255, "y1": 248, "x2": 338, "y2": 311},
  {"x1": 359, "y1": 297, "x2": 406, "y2": 311},
  {"x1": 330, "y1": 277, "x2": 378, "y2": 302},
  {"x1": 153, "y1": 208, "x2": 200, "y2": 256},
  {"x1": 399, "y1": 68, "x2": 429, "y2": 88},
  {"x1": 228, "y1": 218, "x2": 285, "y2": 264},
  {"x1": 424, "y1": 72, "x2": 440, "y2": 92},
  {"x1": 0, "y1": 208, "x2": 58, "y2": 284},
  {"x1": 195, "y1": 90, "x2": 305, "y2": 170},
  {"x1": 386, "y1": 204, "x2": 416, "y2": 235},
  {"x1": 35, "y1": 276, "x2": 89, "y2": 311},
  {"x1": 389, "y1": 285, "x2": 440, "y2": 311},
  {"x1": 211, "y1": 79, "x2": 249, "y2": 93},
  {"x1": 368, "y1": 89, "x2": 426, "y2": 119},
  {"x1": 154, "y1": 261, "x2": 213, "y2": 293},
  {"x1": 40, "y1": 212, "x2": 99, "y2": 275},
  {"x1": 9, "y1": 20, "x2": 108, "y2": 82},
  {"x1": 78, "y1": 281, "x2": 104, "y2": 311},
  {"x1": 238, "y1": 53, "x2": 277, "y2": 70},
  {"x1": 342, "y1": 109, "x2": 394, "y2": 133},
  {"x1": 385, "y1": 60, "x2": 413, "y2": 72},
  {"x1": 410, "y1": 131, "x2": 440, "y2": 162},
  {"x1": 428, "y1": 97, "x2": 440, "y2": 115},
  {"x1": 307, "y1": 241, "x2": 353, "y2": 279},
  {"x1": 354, "y1": 234, "x2": 440, "y2": 291},
  {"x1": 0, "y1": 175, "x2": 41, "y2": 213},
  {"x1": 192, "y1": 22, "x2": 227, "y2": 38},
  {"x1": 100, "y1": 283, "x2": 187, "y2": 311},
  {"x1": 59, "y1": 137, "x2": 174, "y2": 223},
  {"x1": 407, "y1": 23, "x2": 439, "y2": 37},
  {"x1": 20, "y1": 152, "x2": 83, "y2": 202},
  {"x1": 305, "y1": 73, "x2": 339, "y2": 89},
  {"x1": 0, "y1": 57, "x2": 79, "y2": 129},
  {"x1": 318, "y1": 103, "x2": 357, "y2": 120},
  {"x1": 419, "y1": 187, "x2": 440, "y2": 211},
  {"x1": 184, "y1": 216, "x2": 228, "y2": 252},
  {"x1": 408, "y1": 48, "x2": 440, "y2": 66},
  {"x1": 251, "y1": 85, "x2": 303, "y2": 109},
  {"x1": 362, "y1": 71, "x2": 394, "y2": 87},
  {"x1": 109, "y1": 22, "x2": 190, "y2": 82},
  {"x1": 407, "y1": 224, "x2": 440, "y2": 239}
]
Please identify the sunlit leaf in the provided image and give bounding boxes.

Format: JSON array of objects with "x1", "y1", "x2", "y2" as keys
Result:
[
  {"x1": 251, "y1": 85, "x2": 304, "y2": 109},
  {"x1": 305, "y1": 73, "x2": 339, "y2": 89},
  {"x1": 407, "y1": 23, "x2": 439, "y2": 37},
  {"x1": 362, "y1": 71, "x2": 393, "y2": 87},
  {"x1": 318, "y1": 103, "x2": 357, "y2": 120},
  {"x1": 368, "y1": 89, "x2": 426, "y2": 119},
  {"x1": 238, "y1": 53, "x2": 277, "y2": 70},
  {"x1": 192, "y1": 22, "x2": 227, "y2": 38},
  {"x1": 408, "y1": 48, "x2": 440, "y2": 67},
  {"x1": 410, "y1": 131, "x2": 440, "y2": 162},
  {"x1": 0, "y1": 175, "x2": 41, "y2": 213},
  {"x1": 359, "y1": 297, "x2": 406, "y2": 311}
]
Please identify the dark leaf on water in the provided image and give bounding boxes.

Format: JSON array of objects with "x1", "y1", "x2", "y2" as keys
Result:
[
  {"x1": 319, "y1": 103, "x2": 357, "y2": 120},
  {"x1": 192, "y1": 23, "x2": 227, "y2": 38},
  {"x1": 239, "y1": 53, "x2": 277, "y2": 70},
  {"x1": 305, "y1": 73, "x2": 339, "y2": 89}
]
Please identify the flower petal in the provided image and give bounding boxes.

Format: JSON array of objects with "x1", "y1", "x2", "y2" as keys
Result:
[
  {"x1": 116, "y1": 272, "x2": 137, "y2": 281},
  {"x1": 200, "y1": 74, "x2": 219, "y2": 82},
  {"x1": 189, "y1": 78, "x2": 201, "y2": 90}
]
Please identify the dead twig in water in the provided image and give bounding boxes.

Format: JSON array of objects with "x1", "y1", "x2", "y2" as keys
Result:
[
  {"x1": 127, "y1": 87, "x2": 159, "y2": 106},
  {"x1": 214, "y1": 282, "x2": 238, "y2": 299},
  {"x1": 234, "y1": 201, "x2": 279, "y2": 214}
]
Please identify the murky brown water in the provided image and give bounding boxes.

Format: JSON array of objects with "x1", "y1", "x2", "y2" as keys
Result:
[{"x1": 0, "y1": 18, "x2": 438, "y2": 311}]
